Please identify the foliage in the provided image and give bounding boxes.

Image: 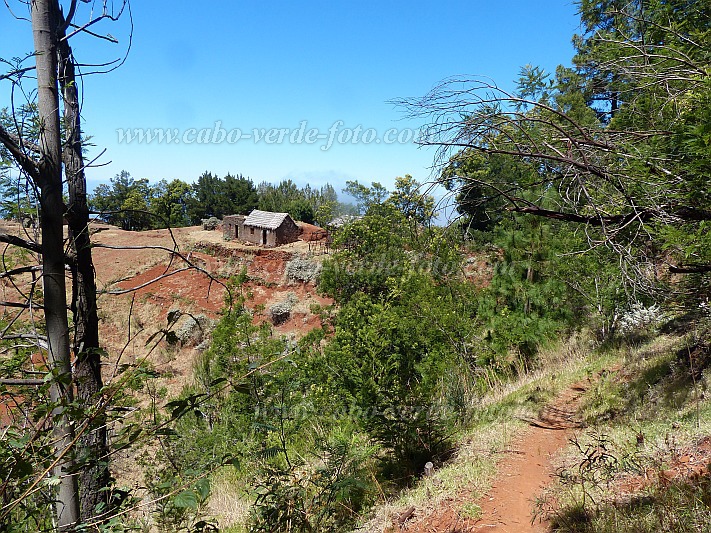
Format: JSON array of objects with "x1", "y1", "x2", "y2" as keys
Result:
[
  {"x1": 90, "y1": 170, "x2": 260, "y2": 229},
  {"x1": 0, "y1": 106, "x2": 40, "y2": 222},
  {"x1": 401, "y1": 0, "x2": 711, "y2": 298},
  {"x1": 440, "y1": 152, "x2": 514, "y2": 238},
  {"x1": 0, "y1": 330, "x2": 147, "y2": 531},
  {"x1": 316, "y1": 290, "x2": 458, "y2": 474},
  {"x1": 320, "y1": 203, "x2": 410, "y2": 301},
  {"x1": 250, "y1": 427, "x2": 377, "y2": 532},
  {"x1": 617, "y1": 303, "x2": 666, "y2": 338},
  {"x1": 188, "y1": 172, "x2": 259, "y2": 223},
  {"x1": 386, "y1": 174, "x2": 435, "y2": 226},
  {"x1": 151, "y1": 178, "x2": 193, "y2": 228},
  {"x1": 285, "y1": 256, "x2": 322, "y2": 283},
  {"x1": 476, "y1": 210, "x2": 578, "y2": 365},
  {"x1": 257, "y1": 179, "x2": 343, "y2": 224},
  {"x1": 319, "y1": 213, "x2": 478, "y2": 474},
  {"x1": 91, "y1": 170, "x2": 153, "y2": 230},
  {"x1": 343, "y1": 180, "x2": 389, "y2": 215}
]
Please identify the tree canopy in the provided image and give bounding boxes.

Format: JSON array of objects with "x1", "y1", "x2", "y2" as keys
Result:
[{"x1": 400, "y1": 0, "x2": 710, "y2": 297}]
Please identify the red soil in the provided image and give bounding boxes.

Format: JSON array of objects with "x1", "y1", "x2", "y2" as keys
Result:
[
  {"x1": 297, "y1": 222, "x2": 328, "y2": 242},
  {"x1": 116, "y1": 260, "x2": 227, "y2": 320},
  {"x1": 399, "y1": 383, "x2": 588, "y2": 533},
  {"x1": 109, "y1": 234, "x2": 332, "y2": 337},
  {"x1": 615, "y1": 436, "x2": 711, "y2": 498}
]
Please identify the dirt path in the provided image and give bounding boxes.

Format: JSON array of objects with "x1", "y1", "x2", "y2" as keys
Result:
[{"x1": 402, "y1": 383, "x2": 587, "y2": 533}]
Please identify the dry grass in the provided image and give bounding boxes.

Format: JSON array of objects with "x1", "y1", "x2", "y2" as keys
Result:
[
  {"x1": 479, "y1": 330, "x2": 593, "y2": 408},
  {"x1": 540, "y1": 332, "x2": 711, "y2": 532},
  {"x1": 205, "y1": 470, "x2": 251, "y2": 532},
  {"x1": 354, "y1": 333, "x2": 597, "y2": 532}
]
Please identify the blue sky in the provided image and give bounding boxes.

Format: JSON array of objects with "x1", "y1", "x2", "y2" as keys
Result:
[{"x1": 1, "y1": 1, "x2": 581, "y2": 200}]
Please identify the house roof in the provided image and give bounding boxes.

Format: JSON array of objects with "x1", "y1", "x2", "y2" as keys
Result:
[{"x1": 243, "y1": 209, "x2": 291, "y2": 230}]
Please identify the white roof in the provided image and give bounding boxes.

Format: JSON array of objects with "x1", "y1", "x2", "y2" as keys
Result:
[{"x1": 243, "y1": 209, "x2": 291, "y2": 230}]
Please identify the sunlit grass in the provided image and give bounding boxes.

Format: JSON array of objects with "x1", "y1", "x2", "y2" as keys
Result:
[
  {"x1": 356, "y1": 333, "x2": 597, "y2": 532},
  {"x1": 546, "y1": 332, "x2": 711, "y2": 532}
]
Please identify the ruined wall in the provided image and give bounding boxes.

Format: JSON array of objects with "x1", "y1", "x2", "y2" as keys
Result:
[
  {"x1": 222, "y1": 215, "x2": 245, "y2": 240},
  {"x1": 274, "y1": 217, "x2": 301, "y2": 245}
]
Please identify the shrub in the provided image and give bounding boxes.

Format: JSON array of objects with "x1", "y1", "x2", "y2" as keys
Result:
[
  {"x1": 285, "y1": 257, "x2": 322, "y2": 283},
  {"x1": 250, "y1": 428, "x2": 377, "y2": 532}
]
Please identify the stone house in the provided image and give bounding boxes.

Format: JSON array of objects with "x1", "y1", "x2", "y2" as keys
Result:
[{"x1": 223, "y1": 210, "x2": 301, "y2": 247}]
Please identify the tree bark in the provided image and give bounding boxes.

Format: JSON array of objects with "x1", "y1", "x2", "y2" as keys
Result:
[
  {"x1": 58, "y1": 24, "x2": 111, "y2": 521},
  {"x1": 31, "y1": 0, "x2": 80, "y2": 529}
]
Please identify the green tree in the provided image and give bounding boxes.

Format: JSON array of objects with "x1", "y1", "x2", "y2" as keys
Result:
[
  {"x1": 150, "y1": 178, "x2": 192, "y2": 228},
  {"x1": 400, "y1": 0, "x2": 711, "y2": 299},
  {"x1": 285, "y1": 197, "x2": 315, "y2": 224},
  {"x1": 0, "y1": 173, "x2": 38, "y2": 223},
  {"x1": 0, "y1": 106, "x2": 40, "y2": 223},
  {"x1": 187, "y1": 171, "x2": 258, "y2": 223},
  {"x1": 386, "y1": 174, "x2": 435, "y2": 226},
  {"x1": 343, "y1": 180, "x2": 388, "y2": 214},
  {"x1": 320, "y1": 203, "x2": 408, "y2": 301},
  {"x1": 91, "y1": 170, "x2": 153, "y2": 230},
  {"x1": 256, "y1": 179, "x2": 345, "y2": 223},
  {"x1": 319, "y1": 292, "x2": 454, "y2": 474},
  {"x1": 477, "y1": 210, "x2": 574, "y2": 365},
  {"x1": 441, "y1": 152, "x2": 513, "y2": 237},
  {"x1": 121, "y1": 188, "x2": 151, "y2": 231},
  {"x1": 257, "y1": 179, "x2": 301, "y2": 213},
  {"x1": 317, "y1": 221, "x2": 477, "y2": 474},
  {"x1": 221, "y1": 172, "x2": 259, "y2": 217},
  {"x1": 187, "y1": 171, "x2": 222, "y2": 222}
]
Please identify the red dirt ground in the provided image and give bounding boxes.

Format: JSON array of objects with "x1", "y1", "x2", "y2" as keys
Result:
[
  {"x1": 399, "y1": 383, "x2": 589, "y2": 533},
  {"x1": 0, "y1": 221, "x2": 332, "y2": 404},
  {"x1": 615, "y1": 436, "x2": 711, "y2": 498},
  {"x1": 297, "y1": 221, "x2": 328, "y2": 242},
  {"x1": 112, "y1": 244, "x2": 332, "y2": 338},
  {"x1": 116, "y1": 254, "x2": 227, "y2": 320}
]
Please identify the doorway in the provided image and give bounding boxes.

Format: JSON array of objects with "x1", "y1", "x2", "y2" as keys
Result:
[{"x1": 262, "y1": 229, "x2": 267, "y2": 245}]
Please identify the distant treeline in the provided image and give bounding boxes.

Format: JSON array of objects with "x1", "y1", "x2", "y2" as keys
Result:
[{"x1": 87, "y1": 170, "x2": 357, "y2": 231}]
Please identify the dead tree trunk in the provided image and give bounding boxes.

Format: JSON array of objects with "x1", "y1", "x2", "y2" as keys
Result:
[
  {"x1": 31, "y1": 0, "x2": 80, "y2": 529},
  {"x1": 59, "y1": 28, "x2": 110, "y2": 521}
]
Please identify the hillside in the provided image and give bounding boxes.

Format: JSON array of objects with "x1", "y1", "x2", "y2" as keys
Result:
[
  {"x1": 360, "y1": 332, "x2": 711, "y2": 533},
  {"x1": 89, "y1": 222, "x2": 331, "y2": 391}
]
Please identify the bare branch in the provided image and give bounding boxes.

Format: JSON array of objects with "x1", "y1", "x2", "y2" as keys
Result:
[
  {"x1": 63, "y1": 18, "x2": 119, "y2": 43},
  {"x1": 61, "y1": 0, "x2": 78, "y2": 31},
  {"x1": 0, "y1": 300, "x2": 39, "y2": 310},
  {"x1": 0, "y1": 124, "x2": 40, "y2": 183},
  {"x1": 105, "y1": 266, "x2": 193, "y2": 295},
  {"x1": 0, "y1": 232, "x2": 41, "y2": 254},
  {"x1": 0, "y1": 379, "x2": 45, "y2": 386},
  {"x1": 0, "y1": 265, "x2": 42, "y2": 279},
  {"x1": 0, "y1": 65, "x2": 37, "y2": 83},
  {"x1": 0, "y1": 334, "x2": 49, "y2": 356}
]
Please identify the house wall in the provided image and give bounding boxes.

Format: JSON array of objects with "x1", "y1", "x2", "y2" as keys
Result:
[
  {"x1": 223, "y1": 214, "x2": 301, "y2": 247},
  {"x1": 274, "y1": 217, "x2": 301, "y2": 245},
  {"x1": 242, "y1": 225, "x2": 267, "y2": 246},
  {"x1": 222, "y1": 215, "x2": 245, "y2": 240}
]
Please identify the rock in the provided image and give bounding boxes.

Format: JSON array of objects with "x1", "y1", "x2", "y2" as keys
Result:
[{"x1": 170, "y1": 311, "x2": 215, "y2": 347}]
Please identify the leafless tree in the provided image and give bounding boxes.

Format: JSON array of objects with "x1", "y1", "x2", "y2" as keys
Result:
[{"x1": 0, "y1": 0, "x2": 131, "y2": 528}]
